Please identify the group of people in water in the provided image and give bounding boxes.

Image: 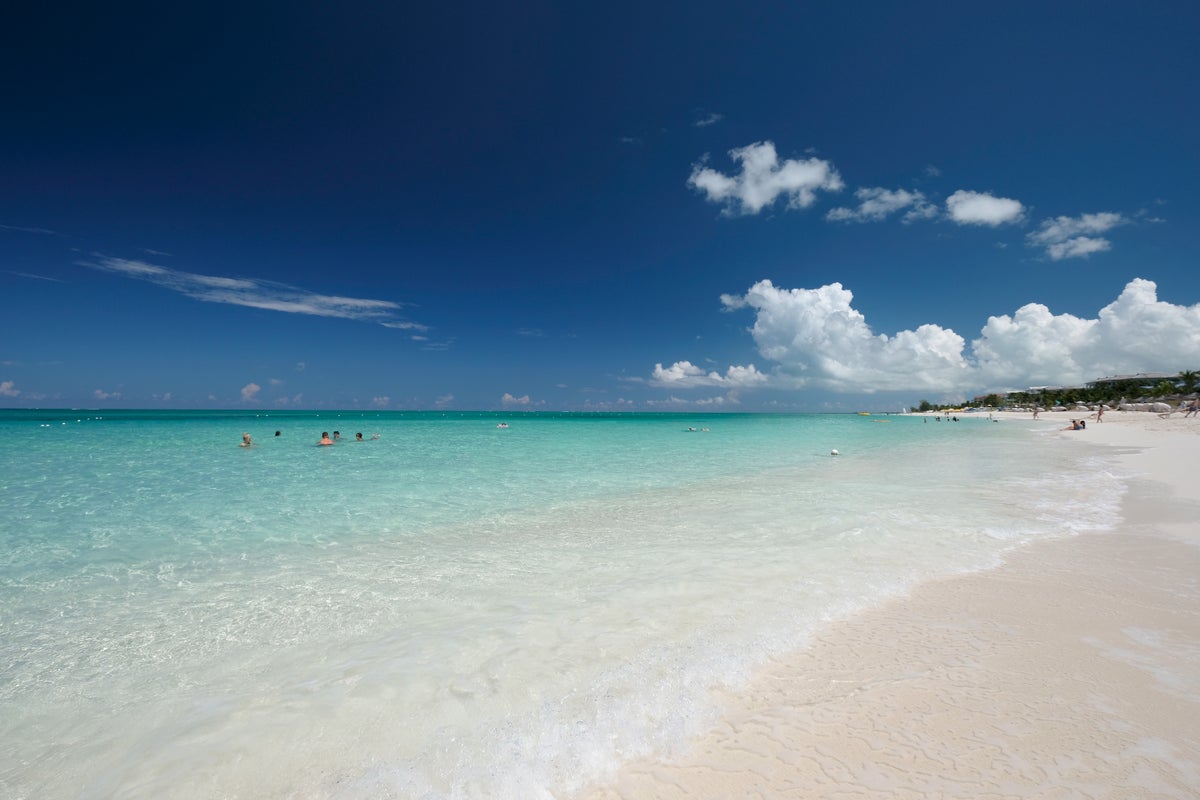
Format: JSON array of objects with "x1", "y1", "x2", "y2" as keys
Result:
[
  {"x1": 239, "y1": 430, "x2": 379, "y2": 447},
  {"x1": 317, "y1": 430, "x2": 380, "y2": 445}
]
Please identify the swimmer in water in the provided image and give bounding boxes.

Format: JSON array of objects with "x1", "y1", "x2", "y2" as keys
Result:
[
  {"x1": 240, "y1": 432, "x2": 253, "y2": 447},
  {"x1": 318, "y1": 431, "x2": 334, "y2": 446}
]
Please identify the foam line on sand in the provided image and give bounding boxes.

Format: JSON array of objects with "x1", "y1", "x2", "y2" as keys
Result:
[{"x1": 581, "y1": 412, "x2": 1200, "y2": 799}]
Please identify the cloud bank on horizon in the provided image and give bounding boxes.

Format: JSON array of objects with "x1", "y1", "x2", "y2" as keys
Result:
[
  {"x1": 652, "y1": 278, "x2": 1200, "y2": 398},
  {"x1": 654, "y1": 138, "x2": 1187, "y2": 401}
]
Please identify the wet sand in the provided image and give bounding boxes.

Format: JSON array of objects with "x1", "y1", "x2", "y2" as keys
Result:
[{"x1": 582, "y1": 412, "x2": 1200, "y2": 799}]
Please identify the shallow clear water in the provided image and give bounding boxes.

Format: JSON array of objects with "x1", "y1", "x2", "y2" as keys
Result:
[{"x1": 0, "y1": 410, "x2": 1124, "y2": 799}]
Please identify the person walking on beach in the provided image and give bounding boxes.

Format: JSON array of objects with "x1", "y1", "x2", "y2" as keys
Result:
[
  {"x1": 1186, "y1": 399, "x2": 1200, "y2": 418},
  {"x1": 1095, "y1": 406, "x2": 1104, "y2": 423}
]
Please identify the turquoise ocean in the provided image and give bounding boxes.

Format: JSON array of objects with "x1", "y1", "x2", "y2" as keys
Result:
[{"x1": 0, "y1": 410, "x2": 1125, "y2": 799}]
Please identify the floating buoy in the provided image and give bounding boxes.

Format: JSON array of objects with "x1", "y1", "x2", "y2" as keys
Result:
[{"x1": 831, "y1": 449, "x2": 839, "y2": 456}]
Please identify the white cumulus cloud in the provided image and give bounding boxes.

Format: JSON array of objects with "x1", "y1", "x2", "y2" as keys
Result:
[
  {"x1": 654, "y1": 278, "x2": 1200, "y2": 396},
  {"x1": 501, "y1": 392, "x2": 531, "y2": 406},
  {"x1": 717, "y1": 281, "x2": 969, "y2": 392},
  {"x1": 826, "y1": 187, "x2": 937, "y2": 223},
  {"x1": 650, "y1": 361, "x2": 768, "y2": 388},
  {"x1": 1026, "y1": 212, "x2": 1127, "y2": 260},
  {"x1": 241, "y1": 383, "x2": 261, "y2": 402},
  {"x1": 1047, "y1": 237, "x2": 1111, "y2": 260},
  {"x1": 645, "y1": 393, "x2": 740, "y2": 408},
  {"x1": 0, "y1": 380, "x2": 19, "y2": 397},
  {"x1": 974, "y1": 278, "x2": 1200, "y2": 387},
  {"x1": 945, "y1": 190, "x2": 1025, "y2": 226},
  {"x1": 688, "y1": 141, "x2": 843, "y2": 216}
]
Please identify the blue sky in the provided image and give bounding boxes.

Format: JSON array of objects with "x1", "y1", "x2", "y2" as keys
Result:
[{"x1": 3, "y1": 3, "x2": 1199, "y2": 411}]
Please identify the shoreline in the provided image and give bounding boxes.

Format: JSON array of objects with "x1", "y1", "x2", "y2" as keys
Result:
[{"x1": 581, "y1": 412, "x2": 1200, "y2": 799}]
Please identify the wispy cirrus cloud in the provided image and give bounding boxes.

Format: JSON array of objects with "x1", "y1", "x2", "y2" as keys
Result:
[
  {"x1": 83, "y1": 255, "x2": 428, "y2": 329},
  {"x1": 0, "y1": 223, "x2": 57, "y2": 235},
  {"x1": 11, "y1": 271, "x2": 65, "y2": 282},
  {"x1": 381, "y1": 320, "x2": 432, "y2": 333}
]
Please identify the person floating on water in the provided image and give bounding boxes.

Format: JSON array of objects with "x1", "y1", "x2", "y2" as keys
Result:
[{"x1": 318, "y1": 431, "x2": 334, "y2": 446}]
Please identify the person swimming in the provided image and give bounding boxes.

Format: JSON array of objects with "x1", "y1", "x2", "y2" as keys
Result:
[
  {"x1": 318, "y1": 431, "x2": 334, "y2": 446},
  {"x1": 240, "y1": 432, "x2": 253, "y2": 447}
]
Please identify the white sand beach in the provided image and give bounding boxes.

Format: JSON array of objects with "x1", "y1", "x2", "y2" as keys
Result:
[{"x1": 583, "y1": 411, "x2": 1200, "y2": 799}]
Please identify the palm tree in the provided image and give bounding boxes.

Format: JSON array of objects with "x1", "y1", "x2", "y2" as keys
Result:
[
  {"x1": 1152, "y1": 380, "x2": 1177, "y2": 398},
  {"x1": 1178, "y1": 370, "x2": 1200, "y2": 394}
]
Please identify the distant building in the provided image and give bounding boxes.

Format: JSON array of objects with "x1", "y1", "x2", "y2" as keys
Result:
[
  {"x1": 1087, "y1": 373, "x2": 1177, "y2": 392},
  {"x1": 975, "y1": 373, "x2": 1185, "y2": 406}
]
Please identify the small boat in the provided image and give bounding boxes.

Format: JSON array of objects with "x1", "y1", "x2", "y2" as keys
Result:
[{"x1": 496, "y1": 422, "x2": 509, "y2": 429}]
